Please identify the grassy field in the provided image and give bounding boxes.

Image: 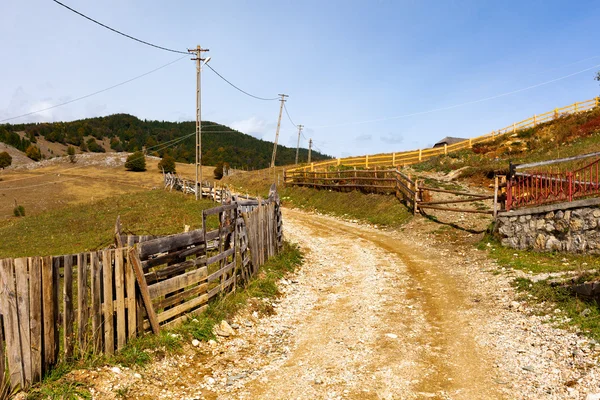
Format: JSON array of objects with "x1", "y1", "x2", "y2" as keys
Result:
[
  {"x1": 0, "y1": 155, "x2": 215, "y2": 220},
  {"x1": 0, "y1": 190, "x2": 218, "y2": 258}
]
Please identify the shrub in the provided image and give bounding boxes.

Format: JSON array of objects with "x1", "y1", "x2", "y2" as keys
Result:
[
  {"x1": 25, "y1": 145, "x2": 42, "y2": 161},
  {"x1": 86, "y1": 138, "x2": 105, "y2": 153},
  {"x1": 67, "y1": 146, "x2": 76, "y2": 163},
  {"x1": 13, "y1": 205, "x2": 25, "y2": 217},
  {"x1": 158, "y1": 154, "x2": 176, "y2": 174},
  {"x1": 214, "y1": 162, "x2": 224, "y2": 180},
  {"x1": 125, "y1": 151, "x2": 146, "y2": 172},
  {"x1": 0, "y1": 151, "x2": 12, "y2": 168}
]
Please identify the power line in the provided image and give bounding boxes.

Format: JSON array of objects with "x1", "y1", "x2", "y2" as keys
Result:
[
  {"x1": 52, "y1": 0, "x2": 188, "y2": 55},
  {"x1": 0, "y1": 55, "x2": 188, "y2": 123},
  {"x1": 311, "y1": 62, "x2": 600, "y2": 129},
  {"x1": 204, "y1": 64, "x2": 279, "y2": 101},
  {"x1": 283, "y1": 103, "x2": 297, "y2": 127}
]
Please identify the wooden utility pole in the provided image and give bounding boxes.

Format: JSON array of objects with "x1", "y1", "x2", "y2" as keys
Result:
[
  {"x1": 188, "y1": 45, "x2": 210, "y2": 200},
  {"x1": 308, "y1": 138, "x2": 312, "y2": 163},
  {"x1": 294, "y1": 124, "x2": 303, "y2": 164},
  {"x1": 270, "y1": 94, "x2": 288, "y2": 168}
]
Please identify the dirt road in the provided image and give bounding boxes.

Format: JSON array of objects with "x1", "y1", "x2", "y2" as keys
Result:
[{"x1": 76, "y1": 207, "x2": 600, "y2": 400}]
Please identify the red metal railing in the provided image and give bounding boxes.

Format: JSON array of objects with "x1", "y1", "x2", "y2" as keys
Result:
[{"x1": 506, "y1": 157, "x2": 600, "y2": 210}]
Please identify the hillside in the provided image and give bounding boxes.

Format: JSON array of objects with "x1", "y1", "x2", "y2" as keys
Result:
[
  {"x1": 0, "y1": 114, "x2": 331, "y2": 169},
  {"x1": 412, "y1": 105, "x2": 600, "y2": 180}
]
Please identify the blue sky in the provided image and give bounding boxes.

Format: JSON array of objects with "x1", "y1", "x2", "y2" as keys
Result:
[{"x1": 1, "y1": 0, "x2": 600, "y2": 158}]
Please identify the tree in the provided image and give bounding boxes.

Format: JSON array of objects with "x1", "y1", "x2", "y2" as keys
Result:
[
  {"x1": 25, "y1": 145, "x2": 42, "y2": 161},
  {"x1": 67, "y1": 146, "x2": 76, "y2": 163},
  {"x1": 0, "y1": 151, "x2": 12, "y2": 168},
  {"x1": 214, "y1": 162, "x2": 224, "y2": 180},
  {"x1": 125, "y1": 151, "x2": 146, "y2": 172},
  {"x1": 158, "y1": 154, "x2": 176, "y2": 173}
]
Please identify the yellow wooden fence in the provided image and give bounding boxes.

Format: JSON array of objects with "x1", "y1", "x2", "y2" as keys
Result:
[{"x1": 288, "y1": 97, "x2": 600, "y2": 173}]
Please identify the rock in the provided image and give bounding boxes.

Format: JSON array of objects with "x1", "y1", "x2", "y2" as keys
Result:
[
  {"x1": 227, "y1": 373, "x2": 247, "y2": 385},
  {"x1": 208, "y1": 339, "x2": 217, "y2": 346},
  {"x1": 214, "y1": 320, "x2": 236, "y2": 337},
  {"x1": 314, "y1": 377, "x2": 323, "y2": 384},
  {"x1": 110, "y1": 367, "x2": 122, "y2": 374},
  {"x1": 545, "y1": 211, "x2": 555, "y2": 220},
  {"x1": 581, "y1": 308, "x2": 592, "y2": 317},
  {"x1": 522, "y1": 365, "x2": 535, "y2": 372},
  {"x1": 244, "y1": 321, "x2": 253, "y2": 327},
  {"x1": 134, "y1": 373, "x2": 142, "y2": 379},
  {"x1": 385, "y1": 333, "x2": 398, "y2": 339},
  {"x1": 192, "y1": 339, "x2": 200, "y2": 347},
  {"x1": 205, "y1": 376, "x2": 215, "y2": 385},
  {"x1": 586, "y1": 394, "x2": 600, "y2": 400},
  {"x1": 230, "y1": 323, "x2": 240, "y2": 330}
]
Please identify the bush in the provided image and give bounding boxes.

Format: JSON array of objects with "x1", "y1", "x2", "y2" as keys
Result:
[
  {"x1": 213, "y1": 162, "x2": 230, "y2": 180},
  {"x1": 86, "y1": 138, "x2": 105, "y2": 153},
  {"x1": 67, "y1": 146, "x2": 76, "y2": 163},
  {"x1": 25, "y1": 145, "x2": 42, "y2": 161},
  {"x1": 0, "y1": 151, "x2": 12, "y2": 168},
  {"x1": 158, "y1": 154, "x2": 176, "y2": 173},
  {"x1": 125, "y1": 151, "x2": 146, "y2": 172},
  {"x1": 13, "y1": 205, "x2": 25, "y2": 217}
]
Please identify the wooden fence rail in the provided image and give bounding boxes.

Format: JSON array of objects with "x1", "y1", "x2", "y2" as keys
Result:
[
  {"x1": 287, "y1": 97, "x2": 599, "y2": 173},
  {"x1": 0, "y1": 187, "x2": 283, "y2": 396}
]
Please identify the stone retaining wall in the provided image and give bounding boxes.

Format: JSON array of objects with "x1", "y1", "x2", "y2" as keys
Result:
[{"x1": 495, "y1": 204, "x2": 600, "y2": 254}]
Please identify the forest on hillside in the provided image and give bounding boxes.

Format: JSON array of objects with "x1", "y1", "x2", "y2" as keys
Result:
[{"x1": 0, "y1": 114, "x2": 330, "y2": 169}]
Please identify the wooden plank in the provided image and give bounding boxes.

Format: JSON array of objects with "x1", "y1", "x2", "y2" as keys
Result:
[
  {"x1": 162, "y1": 305, "x2": 208, "y2": 330},
  {"x1": 0, "y1": 259, "x2": 24, "y2": 389},
  {"x1": 125, "y1": 252, "x2": 137, "y2": 340},
  {"x1": 63, "y1": 255, "x2": 74, "y2": 360},
  {"x1": 114, "y1": 249, "x2": 126, "y2": 351},
  {"x1": 418, "y1": 204, "x2": 493, "y2": 214},
  {"x1": 114, "y1": 216, "x2": 123, "y2": 248},
  {"x1": 418, "y1": 186, "x2": 491, "y2": 197},
  {"x1": 41, "y1": 256, "x2": 54, "y2": 373},
  {"x1": 207, "y1": 261, "x2": 235, "y2": 283},
  {"x1": 90, "y1": 252, "x2": 102, "y2": 354},
  {"x1": 128, "y1": 248, "x2": 160, "y2": 334},
  {"x1": 154, "y1": 282, "x2": 208, "y2": 311},
  {"x1": 138, "y1": 229, "x2": 206, "y2": 259},
  {"x1": 28, "y1": 257, "x2": 42, "y2": 383},
  {"x1": 102, "y1": 250, "x2": 115, "y2": 355},
  {"x1": 52, "y1": 256, "x2": 59, "y2": 365},
  {"x1": 148, "y1": 266, "x2": 208, "y2": 300},
  {"x1": 77, "y1": 253, "x2": 88, "y2": 355},
  {"x1": 14, "y1": 258, "x2": 31, "y2": 386},
  {"x1": 0, "y1": 314, "x2": 6, "y2": 393},
  {"x1": 156, "y1": 294, "x2": 208, "y2": 324},
  {"x1": 202, "y1": 203, "x2": 238, "y2": 216},
  {"x1": 418, "y1": 196, "x2": 494, "y2": 206}
]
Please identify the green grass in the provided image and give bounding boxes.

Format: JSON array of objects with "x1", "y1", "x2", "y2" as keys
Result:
[
  {"x1": 0, "y1": 190, "x2": 218, "y2": 258},
  {"x1": 480, "y1": 235, "x2": 600, "y2": 274},
  {"x1": 24, "y1": 241, "x2": 303, "y2": 398},
  {"x1": 513, "y1": 276, "x2": 600, "y2": 341},
  {"x1": 280, "y1": 186, "x2": 413, "y2": 227}
]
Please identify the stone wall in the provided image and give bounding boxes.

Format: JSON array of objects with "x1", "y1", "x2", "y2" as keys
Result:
[{"x1": 495, "y1": 205, "x2": 600, "y2": 254}]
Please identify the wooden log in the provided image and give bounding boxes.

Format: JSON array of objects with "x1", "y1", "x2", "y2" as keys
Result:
[
  {"x1": 114, "y1": 215, "x2": 123, "y2": 248},
  {"x1": 63, "y1": 255, "x2": 74, "y2": 360},
  {"x1": 138, "y1": 229, "x2": 207, "y2": 259},
  {"x1": 0, "y1": 259, "x2": 24, "y2": 389},
  {"x1": 128, "y1": 248, "x2": 160, "y2": 334},
  {"x1": 125, "y1": 252, "x2": 137, "y2": 340},
  {"x1": 202, "y1": 203, "x2": 237, "y2": 216},
  {"x1": 418, "y1": 186, "x2": 492, "y2": 197},
  {"x1": 418, "y1": 204, "x2": 493, "y2": 214},
  {"x1": 14, "y1": 258, "x2": 31, "y2": 386},
  {"x1": 148, "y1": 266, "x2": 208, "y2": 300},
  {"x1": 52, "y1": 256, "x2": 59, "y2": 365},
  {"x1": 102, "y1": 250, "x2": 115, "y2": 355},
  {"x1": 28, "y1": 257, "x2": 42, "y2": 383},
  {"x1": 77, "y1": 253, "x2": 88, "y2": 356},
  {"x1": 418, "y1": 196, "x2": 494, "y2": 206},
  {"x1": 153, "y1": 282, "x2": 208, "y2": 311},
  {"x1": 114, "y1": 249, "x2": 126, "y2": 351},
  {"x1": 41, "y1": 256, "x2": 55, "y2": 373},
  {"x1": 90, "y1": 252, "x2": 102, "y2": 354}
]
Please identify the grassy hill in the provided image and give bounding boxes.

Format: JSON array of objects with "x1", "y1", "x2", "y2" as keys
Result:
[
  {"x1": 412, "y1": 106, "x2": 600, "y2": 180},
  {"x1": 0, "y1": 114, "x2": 331, "y2": 169}
]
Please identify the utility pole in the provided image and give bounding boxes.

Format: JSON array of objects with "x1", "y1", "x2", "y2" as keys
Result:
[
  {"x1": 294, "y1": 124, "x2": 303, "y2": 165},
  {"x1": 188, "y1": 45, "x2": 209, "y2": 200},
  {"x1": 308, "y1": 138, "x2": 312, "y2": 163},
  {"x1": 270, "y1": 93, "x2": 288, "y2": 168}
]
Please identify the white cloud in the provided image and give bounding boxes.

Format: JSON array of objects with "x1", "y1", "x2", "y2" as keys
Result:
[
  {"x1": 380, "y1": 134, "x2": 404, "y2": 144},
  {"x1": 230, "y1": 116, "x2": 270, "y2": 139}
]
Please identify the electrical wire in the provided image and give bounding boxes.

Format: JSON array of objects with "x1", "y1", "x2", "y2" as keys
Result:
[
  {"x1": 283, "y1": 103, "x2": 297, "y2": 127},
  {"x1": 52, "y1": 0, "x2": 188, "y2": 55},
  {"x1": 311, "y1": 62, "x2": 600, "y2": 129},
  {"x1": 204, "y1": 64, "x2": 279, "y2": 101},
  {"x1": 0, "y1": 55, "x2": 188, "y2": 123}
]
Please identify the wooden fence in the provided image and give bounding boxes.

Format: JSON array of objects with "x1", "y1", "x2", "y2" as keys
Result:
[
  {"x1": 164, "y1": 172, "x2": 229, "y2": 202},
  {"x1": 284, "y1": 168, "x2": 418, "y2": 212},
  {"x1": 287, "y1": 97, "x2": 599, "y2": 173},
  {"x1": 0, "y1": 189, "x2": 282, "y2": 395}
]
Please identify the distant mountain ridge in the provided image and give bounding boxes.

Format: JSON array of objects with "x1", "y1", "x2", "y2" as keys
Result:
[{"x1": 0, "y1": 114, "x2": 330, "y2": 169}]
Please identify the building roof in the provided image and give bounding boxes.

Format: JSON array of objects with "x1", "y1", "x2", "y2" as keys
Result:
[{"x1": 433, "y1": 136, "x2": 467, "y2": 148}]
